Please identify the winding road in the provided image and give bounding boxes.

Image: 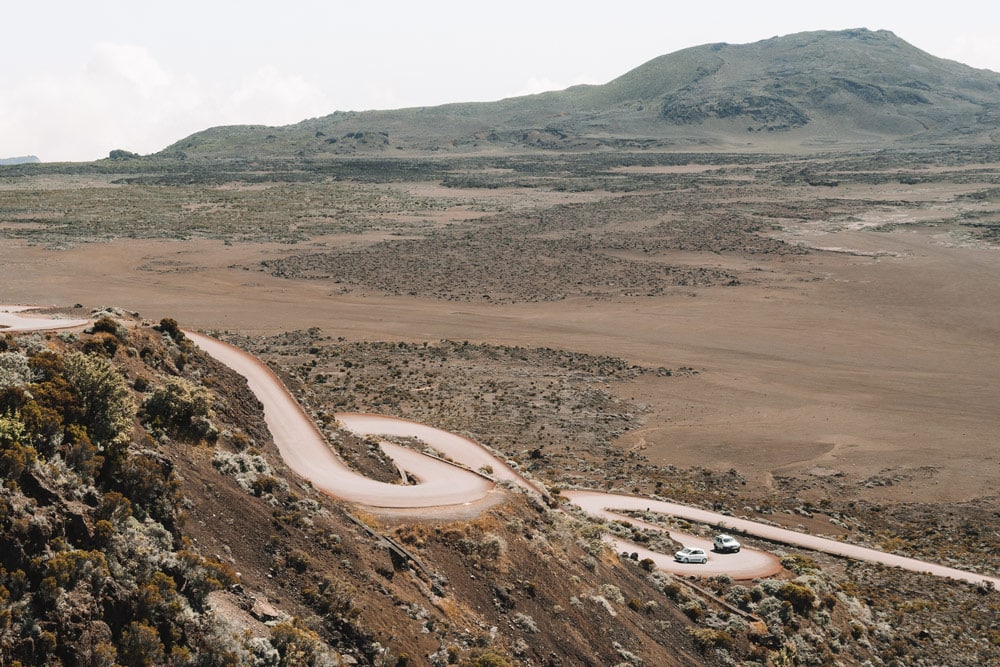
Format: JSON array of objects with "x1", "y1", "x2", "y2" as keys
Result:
[{"x1": 6, "y1": 306, "x2": 998, "y2": 586}]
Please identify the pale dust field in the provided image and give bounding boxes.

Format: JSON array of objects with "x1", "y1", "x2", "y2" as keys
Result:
[{"x1": 3, "y1": 202, "x2": 997, "y2": 507}]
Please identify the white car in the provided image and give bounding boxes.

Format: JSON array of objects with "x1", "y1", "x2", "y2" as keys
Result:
[
  {"x1": 674, "y1": 547, "x2": 708, "y2": 564},
  {"x1": 713, "y1": 534, "x2": 741, "y2": 553}
]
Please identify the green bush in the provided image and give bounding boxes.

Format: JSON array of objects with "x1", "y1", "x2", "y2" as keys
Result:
[
  {"x1": 0, "y1": 352, "x2": 33, "y2": 388},
  {"x1": 119, "y1": 621, "x2": 165, "y2": 667},
  {"x1": 61, "y1": 351, "x2": 135, "y2": 450},
  {"x1": 142, "y1": 376, "x2": 216, "y2": 442},
  {"x1": 155, "y1": 318, "x2": 183, "y2": 343},
  {"x1": 83, "y1": 332, "x2": 120, "y2": 358},
  {"x1": 269, "y1": 620, "x2": 335, "y2": 666},
  {"x1": 91, "y1": 316, "x2": 127, "y2": 340},
  {"x1": 688, "y1": 627, "x2": 734, "y2": 653},
  {"x1": 776, "y1": 581, "x2": 816, "y2": 615},
  {"x1": 461, "y1": 652, "x2": 513, "y2": 667}
]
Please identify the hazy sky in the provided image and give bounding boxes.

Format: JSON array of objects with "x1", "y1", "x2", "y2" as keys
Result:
[{"x1": 5, "y1": 1, "x2": 1000, "y2": 162}]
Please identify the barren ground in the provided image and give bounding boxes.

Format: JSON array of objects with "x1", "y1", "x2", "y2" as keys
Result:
[{"x1": 2, "y1": 169, "x2": 997, "y2": 506}]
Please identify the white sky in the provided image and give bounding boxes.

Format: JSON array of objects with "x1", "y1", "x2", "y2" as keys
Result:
[{"x1": 4, "y1": 1, "x2": 999, "y2": 162}]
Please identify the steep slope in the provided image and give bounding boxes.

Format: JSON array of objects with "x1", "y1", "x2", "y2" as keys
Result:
[
  {"x1": 161, "y1": 28, "x2": 1000, "y2": 159},
  {"x1": 0, "y1": 310, "x2": 721, "y2": 665}
]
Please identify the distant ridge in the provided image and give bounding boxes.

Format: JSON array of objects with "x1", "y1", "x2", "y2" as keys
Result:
[
  {"x1": 162, "y1": 28, "x2": 1000, "y2": 158},
  {"x1": 0, "y1": 155, "x2": 40, "y2": 165}
]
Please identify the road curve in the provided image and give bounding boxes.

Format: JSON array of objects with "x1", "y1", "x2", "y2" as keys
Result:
[
  {"x1": 5, "y1": 307, "x2": 997, "y2": 585},
  {"x1": 185, "y1": 331, "x2": 507, "y2": 511},
  {"x1": 565, "y1": 491, "x2": 1000, "y2": 587},
  {"x1": 0, "y1": 305, "x2": 90, "y2": 332}
]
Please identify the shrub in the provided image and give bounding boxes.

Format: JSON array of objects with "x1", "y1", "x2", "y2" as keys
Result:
[
  {"x1": 681, "y1": 600, "x2": 705, "y2": 621},
  {"x1": 155, "y1": 318, "x2": 184, "y2": 343},
  {"x1": 171, "y1": 549, "x2": 238, "y2": 607},
  {"x1": 43, "y1": 549, "x2": 110, "y2": 595},
  {"x1": 776, "y1": 581, "x2": 816, "y2": 615},
  {"x1": 512, "y1": 612, "x2": 538, "y2": 633},
  {"x1": 91, "y1": 316, "x2": 127, "y2": 340},
  {"x1": 781, "y1": 554, "x2": 819, "y2": 574},
  {"x1": 461, "y1": 652, "x2": 513, "y2": 667},
  {"x1": 688, "y1": 627, "x2": 734, "y2": 653},
  {"x1": 118, "y1": 451, "x2": 181, "y2": 528},
  {"x1": 97, "y1": 490, "x2": 133, "y2": 524},
  {"x1": 142, "y1": 376, "x2": 216, "y2": 441},
  {"x1": 285, "y1": 549, "x2": 311, "y2": 573},
  {"x1": 0, "y1": 352, "x2": 33, "y2": 388},
  {"x1": 269, "y1": 620, "x2": 335, "y2": 666},
  {"x1": 302, "y1": 575, "x2": 356, "y2": 620},
  {"x1": 61, "y1": 351, "x2": 135, "y2": 450},
  {"x1": 62, "y1": 423, "x2": 103, "y2": 482},
  {"x1": 83, "y1": 332, "x2": 120, "y2": 358},
  {"x1": 0, "y1": 424, "x2": 36, "y2": 482},
  {"x1": 0, "y1": 411, "x2": 27, "y2": 447},
  {"x1": 119, "y1": 621, "x2": 165, "y2": 667}
]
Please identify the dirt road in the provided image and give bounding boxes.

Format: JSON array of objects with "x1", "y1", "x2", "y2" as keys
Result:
[{"x1": 186, "y1": 328, "x2": 1000, "y2": 586}]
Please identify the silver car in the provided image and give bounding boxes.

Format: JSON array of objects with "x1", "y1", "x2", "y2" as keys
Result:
[{"x1": 674, "y1": 547, "x2": 709, "y2": 564}]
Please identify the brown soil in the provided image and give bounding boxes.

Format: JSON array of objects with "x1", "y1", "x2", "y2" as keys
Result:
[{"x1": 2, "y1": 191, "x2": 997, "y2": 504}]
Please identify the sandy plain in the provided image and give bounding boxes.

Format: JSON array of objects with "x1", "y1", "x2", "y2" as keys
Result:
[{"x1": 1, "y1": 172, "x2": 998, "y2": 507}]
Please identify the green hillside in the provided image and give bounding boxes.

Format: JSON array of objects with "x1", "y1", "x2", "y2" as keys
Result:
[{"x1": 160, "y1": 29, "x2": 1000, "y2": 160}]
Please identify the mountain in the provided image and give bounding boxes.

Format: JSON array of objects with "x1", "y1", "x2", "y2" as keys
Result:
[
  {"x1": 163, "y1": 29, "x2": 1000, "y2": 159},
  {"x1": 0, "y1": 155, "x2": 40, "y2": 165}
]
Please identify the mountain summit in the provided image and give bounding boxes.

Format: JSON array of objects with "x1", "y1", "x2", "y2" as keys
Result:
[{"x1": 165, "y1": 29, "x2": 1000, "y2": 158}]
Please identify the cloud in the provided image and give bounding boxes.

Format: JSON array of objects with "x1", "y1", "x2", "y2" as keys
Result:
[
  {"x1": 224, "y1": 66, "x2": 331, "y2": 123},
  {"x1": 0, "y1": 43, "x2": 332, "y2": 162},
  {"x1": 940, "y1": 34, "x2": 1000, "y2": 73},
  {"x1": 86, "y1": 42, "x2": 173, "y2": 99}
]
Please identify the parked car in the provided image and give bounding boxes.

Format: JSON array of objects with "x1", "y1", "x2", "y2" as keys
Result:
[
  {"x1": 713, "y1": 534, "x2": 741, "y2": 553},
  {"x1": 674, "y1": 547, "x2": 708, "y2": 564}
]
